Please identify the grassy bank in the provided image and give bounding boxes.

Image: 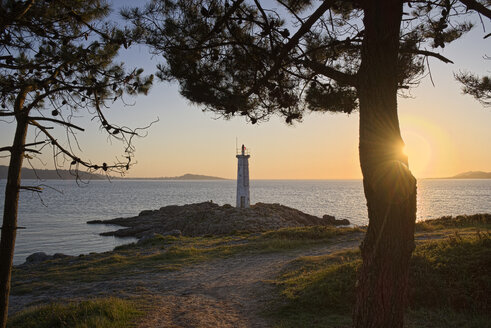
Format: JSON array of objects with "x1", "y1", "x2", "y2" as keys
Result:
[
  {"x1": 269, "y1": 214, "x2": 490, "y2": 327},
  {"x1": 7, "y1": 298, "x2": 142, "y2": 328}
]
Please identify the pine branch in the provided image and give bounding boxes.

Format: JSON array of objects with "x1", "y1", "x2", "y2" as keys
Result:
[
  {"x1": 246, "y1": 0, "x2": 337, "y2": 97},
  {"x1": 299, "y1": 60, "x2": 358, "y2": 87},
  {"x1": 19, "y1": 186, "x2": 43, "y2": 192},
  {"x1": 24, "y1": 148, "x2": 42, "y2": 154},
  {"x1": 27, "y1": 116, "x2": 85, "y2": 131},
  {"x1": 401, "y1": 49, "x2": 454, "y2": 64},
  {"x1": 0, "y1": 0, "x2": 35, "y2": 32},
  {"x1": 201, "y1": 0, "x2": 245, "y2": 43},
  {"x1": 459, "y1": 0, "x2": 491, "y2": 20}
]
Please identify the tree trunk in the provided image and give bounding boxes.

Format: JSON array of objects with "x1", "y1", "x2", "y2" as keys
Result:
[
  {"x1": 0, "y1": 101, "x2": 29, "y2": 328},
  {"x1": 353, "y1": 1, "x2": 417, "y2": 328}
]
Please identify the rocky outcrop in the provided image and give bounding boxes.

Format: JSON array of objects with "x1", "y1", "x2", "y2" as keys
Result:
[
  {"x1": 323, "y1": 215, "x2": 351, "y2": 226},
  {"x1": 88, "y1": 202, "x2": 350, "y2": 238},
  {"x1": 24, "y1": 252, "x2": 72, "y2": 264}
]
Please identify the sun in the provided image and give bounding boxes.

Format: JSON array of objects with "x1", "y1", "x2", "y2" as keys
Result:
[{"x1": 401, "y1": 144, "x2": 409, "y2": 157}]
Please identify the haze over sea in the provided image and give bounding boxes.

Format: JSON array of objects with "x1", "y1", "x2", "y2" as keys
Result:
[{"x1": 1, "y1": 179, "x2": 490, "y2": 264}]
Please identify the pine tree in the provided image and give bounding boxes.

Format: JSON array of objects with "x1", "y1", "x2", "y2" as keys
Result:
[
  {"x1": 456, "y1": 71, "x2": 491, "y2": 106},
  {"x1": 0, "y1": 1, "x2": 153, "y2": 326},
  {"x1": 125, "y1": 0, "x2": 490, "y2": 326}
]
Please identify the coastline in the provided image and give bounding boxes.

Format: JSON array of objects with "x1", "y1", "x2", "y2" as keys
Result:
[{"x1": 8, "y1": 213, "x2": 490, "y2": 327}]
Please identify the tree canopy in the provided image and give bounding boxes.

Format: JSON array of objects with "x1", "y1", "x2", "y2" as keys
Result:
[
  {"x1": 0, "y1": 0, "x2": 154, "y2": 175},
  {"x1": 0, "y1": 1, "x2": 153, "y2": 327},
  {"x1": 124, "y1": 1, "x2": 490, "y2": 327},
  {"x1": 125, "y1": 0, "x2": 488, "y2": 124},
  {"x1": 456, "y1": 71, "x2": 491, "y2": 106}
]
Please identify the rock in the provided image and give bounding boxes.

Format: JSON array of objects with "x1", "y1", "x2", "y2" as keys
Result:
[
  {"x1": 90, "y1": 202, "x2": 342, "y2": 238},
  {"x1": 162, "y1": 229, "x2": 181, "y2": 237},
  {"x1": 137, "y1": 233, "x2": 157, "y2": 244},
  {"x1": 24, "y1": 252, "x2": 74, "y2": 265},
  {"x1": 335, "y1": 218, "x2": 350, "y2": 226},
  {"x1": 323, "y1": 214, "x2": 336, "y2": 224},
  {"x1": 87, "y1": 219, "x2": 103, "y2": 224},
  {"x1": 139, "y1": 209, "x2": 155, "y2": 216},
  {"x1": 323, "y1": 215, "x2": 350, "y2": 226},
  {"x1": 25, "y1": 252, "x2": 51, "y2": 263}
]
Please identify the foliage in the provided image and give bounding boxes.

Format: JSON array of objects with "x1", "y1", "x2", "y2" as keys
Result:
[
  {"x1": 6, "y1": 297, "x2": 141, "y2": 328},
  {"x1": 0, "y1": 2, "x2": 154, "y2": 326},
  {"x1": 123, "y1": 0, "x2": 485, "y2": 124},
  {"x1": 123, "y1": 2, "x2": 489, "y2": 325},
  {"x1": 0, "y1": 0, "x2": 154, "y2": 174},
  {"x1": 455, "y1": 72, "x2": 491, "y2": 107},
  {"x1": 409, "y1": 232, "x2": 491, "y2": 313},
  {"x1": 269, "y1": 232, "x2": 491, "y2": 327},
  {"x1": 415, "y1": 213, "x2": 491, "y2": 231}
]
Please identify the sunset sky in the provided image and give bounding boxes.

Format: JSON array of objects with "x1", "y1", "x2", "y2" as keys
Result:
[{"x1": 1, "y1": 1, "x2": 490, "y2": 180}]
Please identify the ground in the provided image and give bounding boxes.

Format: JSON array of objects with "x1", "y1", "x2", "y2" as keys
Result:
[
  {"x1": 8, "y1": 214, "x2": 490, "y2": 327},
  {"x1": 136, "y1": 233, "x2": 363, "y2": 328},
  {"x1": 9, "y1": 231, "x2": 363, "y2": 327}
]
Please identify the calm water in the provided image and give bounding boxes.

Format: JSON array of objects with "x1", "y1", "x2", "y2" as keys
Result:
[{"x1": 0, "y1": 179, "x2": 490, "y2": 264}]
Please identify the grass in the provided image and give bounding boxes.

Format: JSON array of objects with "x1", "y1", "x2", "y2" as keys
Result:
[
  {"x1": 11, "y1": 215, "x2": 489, "y2": 327},
  {"x1": 415, "y1": 213, "x2": 490, "y2": 231},
  {"x1": 11, "y1": 226, "x2": 361, "y2": 296},
  {"x1": 7, "y1": 297, "x2": 142, "y2": 328},
  {"x1": 269, "y1": 231, "x2": 491, "y2": 328},
  {"x1": 409, "y1": 231, "x2": 490, "y2": 313},
  {"x1": 415, "y1": 214, "x2": 490, "y2": 237}
]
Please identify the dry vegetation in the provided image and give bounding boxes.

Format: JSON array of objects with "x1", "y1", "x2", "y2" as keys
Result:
[{"x1": 7, "y1": 214, "x2": 490, "y2": 327}]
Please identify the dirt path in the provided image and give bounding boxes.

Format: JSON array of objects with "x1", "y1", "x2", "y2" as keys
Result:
[
  {"x1": 8, "y1": 233, "x2": 363, "y2": 327},
  {"x1": 136, "y1": 233, "x2": 364, "y2": 328}
]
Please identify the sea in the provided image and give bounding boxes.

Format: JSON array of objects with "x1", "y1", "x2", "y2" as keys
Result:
[{"x1": 0, "y1": 179, "x2": 490, "y2": 264}]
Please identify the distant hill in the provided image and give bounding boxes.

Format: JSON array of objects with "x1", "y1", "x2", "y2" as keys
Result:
[
  {"x1": 0, "y1": 165, "x2": 105, "y2": 180},
  {"x1": 447, "y1": 171, "x2": 491, "y2": 179},
  {"x1": 0, "y1": 166, "x2": 227, "y2": 181},
  {"x1": 127, "y1": 173, "x2": 228, "y2": 180}
]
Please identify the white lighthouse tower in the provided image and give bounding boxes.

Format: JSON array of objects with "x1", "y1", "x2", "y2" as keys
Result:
[{"x1": 236, "y1": 144, "x2": 250, "y2": 208}]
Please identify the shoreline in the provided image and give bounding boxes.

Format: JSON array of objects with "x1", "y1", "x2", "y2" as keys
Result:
[{"x1": 8, "y1": 213, "x2": 490, "y2": 327}]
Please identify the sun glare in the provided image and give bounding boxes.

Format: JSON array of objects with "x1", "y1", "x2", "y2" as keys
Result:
[
  {"x1": 401, "y1": 145, "x2": 408, "y2": 156},
  {"x1": 399, "y1": 114, "x2": 458, "y2": 178}
]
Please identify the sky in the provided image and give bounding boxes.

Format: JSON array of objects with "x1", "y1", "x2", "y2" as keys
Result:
[{"x1": 1, "y1": 1, "x2": 490, "y2": 180}]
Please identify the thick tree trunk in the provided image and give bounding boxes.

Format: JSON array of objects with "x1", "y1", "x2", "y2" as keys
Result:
[
  {"x1": 353, "y1": 1, "x2": 417, "y2": 328},
  {"x1": 0, "y1": 102, "x2": 29, "y2": 328}
]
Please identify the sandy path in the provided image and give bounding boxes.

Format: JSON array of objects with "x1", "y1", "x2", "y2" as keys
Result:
[{"x1": 136, "y1": 233, "x2": 363, "y2": 328}]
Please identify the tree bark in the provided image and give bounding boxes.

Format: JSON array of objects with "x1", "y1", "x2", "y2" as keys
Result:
[
  {"x1": 353, "y1": 1, "x2": 417, "y2": 327},
  {"x1": 0, "y1": 93, "x2": 30, "y2": 328}
]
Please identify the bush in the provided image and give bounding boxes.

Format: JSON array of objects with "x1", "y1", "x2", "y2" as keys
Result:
[
  {"x1": 409, "y1": 233, "x2": 491, "y2": 313},
  {"x1": 270, "y1": 233, "x2": 491, "y2": 327},
  {"x1": 415, "y1": 214, "x2": 491, "y2": 231}
]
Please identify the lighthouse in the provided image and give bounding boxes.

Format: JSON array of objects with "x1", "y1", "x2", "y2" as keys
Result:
[{"x1": 236, "y1": 144, "x2": 250, "y2": 208}]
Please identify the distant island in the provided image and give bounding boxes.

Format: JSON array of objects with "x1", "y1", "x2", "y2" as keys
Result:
[
  {"x1": 0, "y1": 165, "x2": 105, "y2": 180},
  {"x1": 0, "y1": 165, "x2": 227, "y2": 181},
  {"x1": 124, "y1": 173, "x2": 227, "y2": 180},
  {"x1": 445, "y1": 171, "x2": 491, "y2": 179}
]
